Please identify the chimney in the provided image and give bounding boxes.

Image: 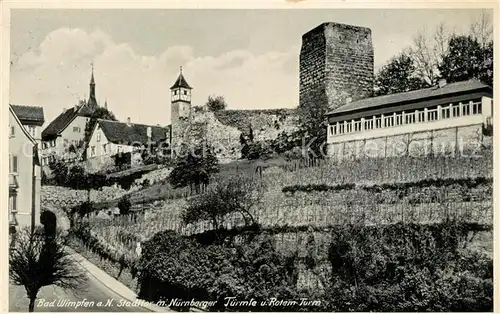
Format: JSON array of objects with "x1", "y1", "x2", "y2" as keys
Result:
[
  {"x1": 126, "y1": 117, "x2": 131, "y2": 126},
  {"x1": 438, "y1": 78, "x2": 447, "y2": 88},
  {"x1": 147, "y1": 126, "x2": 152, "y2": 139}
]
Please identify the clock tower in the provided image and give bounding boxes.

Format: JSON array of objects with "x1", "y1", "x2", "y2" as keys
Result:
[{"x1": 170, "y1": 67, "x2": 193, "y2": 153}]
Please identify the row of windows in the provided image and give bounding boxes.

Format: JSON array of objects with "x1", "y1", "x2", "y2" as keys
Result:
[
  {"x1": 9, "y1": 125, "x2": 36, "y2": 138},
  {"x1": 89, "y1": 144, "x2": 113, "y2": 157},
  {"x1": 173, "y1": 90, "x2": 189, "y2": 96},
  {"x1": 329, "y1": 102, "x2": 482, "y2": 136}
]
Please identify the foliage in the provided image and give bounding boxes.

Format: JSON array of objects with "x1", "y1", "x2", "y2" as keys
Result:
[
  {"x1": 168, "y1": 143, "x2": 220, "y2": 192},
  {"x1": 374, "y1": 51, "x2": 426, "y2": 96},
  {"x1": 206, "y1": 95, "x2": 227, "y2": 112},
  {"x1": 182, "y1": 176, "x2": 265, "y2": 230},
  {"x1": 118, "y1": 195, "x2": 132, "y2": 215},
  {"x1": 9, "y1": 226, "x2": 87, "y2": 312},
  {"x1": 241, "y1": 140, "x2": 273, "y2": 160},
  {"x1": 112, "y1": 152, "x2": 132, "y2": 170},
  {"x1": 138, "y1": 232, "x2": 300, "y2": 311},
  {"x1": 282, "y1": 177, "x2": 492, "y2": 195},
  {"x1": 324, "y1": 222, "x2": 492, "y2": 311},
  {"x1": 438, "y1": 35, "x2": 493, "y2": 86},
  {"x1": 71, "y1": 201, "x2": 96, "y2": 219}
]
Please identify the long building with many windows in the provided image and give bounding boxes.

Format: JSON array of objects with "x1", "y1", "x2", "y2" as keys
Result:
[{"x1": 325, "y1": 79, "x2": 493, "y2": 159}]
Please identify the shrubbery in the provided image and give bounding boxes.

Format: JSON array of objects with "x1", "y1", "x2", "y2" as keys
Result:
[
  {"x1": 137, "y1": 231, "x2": 300, "y2": 311},
  {"x1": 118, "y1": 195, "x2": 132, "y2": 215},
  {"x1": 324, "y1": 222, "x2": 493, "y2": 311}
]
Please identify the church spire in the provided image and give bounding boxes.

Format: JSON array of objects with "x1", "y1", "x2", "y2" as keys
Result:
[{"x1": 87, "y1": 62, "x2": 98, "y2": 109}]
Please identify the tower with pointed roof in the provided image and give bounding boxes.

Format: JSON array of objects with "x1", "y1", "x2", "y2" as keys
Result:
[
  {"x1": 87, "y1": 63, "x2": 98, "y2": 109},
  {"x1": 170, "y1": 66, "x2": 192, "y2": 152}
]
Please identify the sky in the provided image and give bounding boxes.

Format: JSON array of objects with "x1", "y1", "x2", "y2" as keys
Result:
[{"x1": 9, "y1": 9, "x2": 491, "y2": 127}]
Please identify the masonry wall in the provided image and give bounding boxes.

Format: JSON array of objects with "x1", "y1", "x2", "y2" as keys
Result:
[
  {"x1": 299, "y1": 22, "x2": 374, "y2": 112},
  {"x1": 327, "y1": 124, "x2": 490, "y2": 160}
]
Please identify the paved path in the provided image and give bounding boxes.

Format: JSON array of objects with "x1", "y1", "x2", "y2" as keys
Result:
[{"x1": 9, "y1": 249, "x2": 169, "y2": 312}]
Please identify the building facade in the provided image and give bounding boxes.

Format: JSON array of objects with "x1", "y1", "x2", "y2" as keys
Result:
[
  {"x1": 8, "y1": 104, "x2": 44, "y2": 234},
  {"x1": 41, "y1": 67, "x2": 100, "y2": 166},
  {"x1": 85, "y1": 118, "x2": 170, "y2": 170},
  {"x1": 325, "y1": 79, "x2": 493, "y2": 159}
]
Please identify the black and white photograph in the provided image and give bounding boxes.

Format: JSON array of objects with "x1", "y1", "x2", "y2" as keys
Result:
[{"x1": 3, "y1": 2, "x2": 496, "y2": 312}]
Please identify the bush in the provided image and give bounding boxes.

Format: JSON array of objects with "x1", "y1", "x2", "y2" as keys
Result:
[
  {"x1": 118, "y1": 195, "x2": 131, "y2": 215},
  {"x1": 138, "y1": 232, "x2": 302, "y2": 311},
  {"x1": 325, "y1": 222, "x2": 493, "y2": 311}
]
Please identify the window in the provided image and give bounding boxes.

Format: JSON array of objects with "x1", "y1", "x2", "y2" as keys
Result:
[
  {"x1": 97, "y1": 132, "x2": 101, "y2": 142},
  {"x1": 103, "y1": 144, "x2": 108, "y2": 153},
  {"x1": 174, "y1": 90, "x2": 178, "y2": 95},
  {"x1": 73, "y1": 126, "x2": 80, "y2": 133},
  {"x1": 183, "y1": 90, "x2": 188, "y2": 95},
  {"x1": 117, "y1": 145, "x2": 122, "y2": 153},
  {"x1": 462, "y1": 104, "x2": 471, "y2": 116},
  {"x1": 27, "y1": 125, "x2": 36, "y2": 137},
  {"x1": 354, "y1": 120, "x2": 362, "y2": 132},
  {"x1": 346, "y1": 122, "x2": 352, "y2": 133},
  {"x1": 441, "y1": 107, "x2": 451, "y2": 119},
  {"x1": 395, "y1": 114, "x2": 403, "y2": 126},
  {"x1": 472, "y1": 102, "x2": 482, "y2": 115},
  {"x1": 385, "y1": 116, "x2": 394, "y2": 127},
  {"x1": 338, "y1": 124, "x2": 345, "y2": 134},
  {"x1": 10, "y1": 126, "x2": 15, "y2": 137},
  {"x1": 418, "y1": 111, "x2": 425, "y2": 123},
  {"x1": 452, "y1": 105, "x2": 460, "y2": 117},
  {"x1": 11, "y1": 155, "x2": 18, "y2": 173},
  {"x1": 405, "y1": 112, "x2": 416, "y2": 124},
  {"x1": 10, "y1": 194, "x2": 17, "y2": 212},
  {"x1": 364, "y1": 119, "x2": 373, "y2": 130},
  {"x1": 91, "y1": 146, "x2": 96, "y2": 157},
  {"x1": 42, "y1": 142, "x2": 47, "y2": 149},
  {"x1": 428, "y1": 109, "x2": 438, "y2": 121},
  {"x1": 50, "y1": 140, "x2": 56, "y2": 147},
  {"x1": 375, "y1": 117, "x2": 382, "y2": 129}
]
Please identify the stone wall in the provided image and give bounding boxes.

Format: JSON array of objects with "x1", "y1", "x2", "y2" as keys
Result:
[
  {"x1": 327, "y1": 124, "x2": 491, "y2": 160},
  {"x1": 300, "y1": 22, "x2": 374, "y2": 112}
]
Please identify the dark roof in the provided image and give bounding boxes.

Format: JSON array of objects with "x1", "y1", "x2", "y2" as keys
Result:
[
  {"x1": 10, "y1": 105, "x2": 45, "y2": 125},
  {"x1": 170, "y1": 73, "x2": 192, "y2": 89},
  {"x1": 97, "y1": 119, "x2": 171, "y2": 145},
  {"x1": 42, "y1": 104, "x2": 95, "y2": 140},
  {"x1": 326, "y1": 79, "x2": 491, "y2": 116}
]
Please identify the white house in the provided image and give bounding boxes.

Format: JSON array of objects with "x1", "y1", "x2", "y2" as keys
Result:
[
  {"x1": 8, "y1": 104, "x2": 44, "y2": 234},
  {"x1": 41, "y1": 68, "x2": 100, "y2": 165},
  {"x1": 325, "y1": 79, "x2": 493, "y2": 159},
  {"x1": 86, "y1": 118, "x2": 171, "y2": 169}
]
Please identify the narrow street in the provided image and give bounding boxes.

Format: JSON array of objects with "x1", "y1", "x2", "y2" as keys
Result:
[{"x1": 9, "y1": 270, "x2": 150, "y2": 312}]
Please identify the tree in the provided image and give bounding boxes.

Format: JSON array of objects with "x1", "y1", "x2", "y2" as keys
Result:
[
  {"x1": 438, "y1": 35, "x2": 492, "y2": 86},
  {"x1": 374, "y1": 51, "x2": 426, "y2": 96},
  {"x1": 9, "y1": 226, "x2": 87, "y2": 312},
  {"x1": 182, "y1": 176, "x2": 264, "y2": 230},
  {"x1": 118, "y1": 195, "x2": 132, "y2": 215},
  {"x1": 206, "y1": 95, "x2": 227, "y2": 112},
  {"x1": 168, "y1": 143, "x2": 220, "y2": 193}
]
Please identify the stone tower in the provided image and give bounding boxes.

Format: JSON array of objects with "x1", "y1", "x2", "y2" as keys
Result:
[
  {"x1": 299, "y1": 22, "x2": 374, "y2": 112},
  {"x1": 170, "y1": 67, "x2": 192, "y2": 153}
]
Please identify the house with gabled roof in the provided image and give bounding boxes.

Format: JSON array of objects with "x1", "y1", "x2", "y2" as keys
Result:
[
  {"x1": 85, "y1": 117, "x2": 171, "y2": 170},
  {"x1": 40, "y1": 68, "x2": 101, "y2": 166},
  {"x1": 324, "y1": 79, "x2": 493, "y2": 159},
  {"x1": 8, "y1": 104, "x2": 44, "y2": 236}
]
